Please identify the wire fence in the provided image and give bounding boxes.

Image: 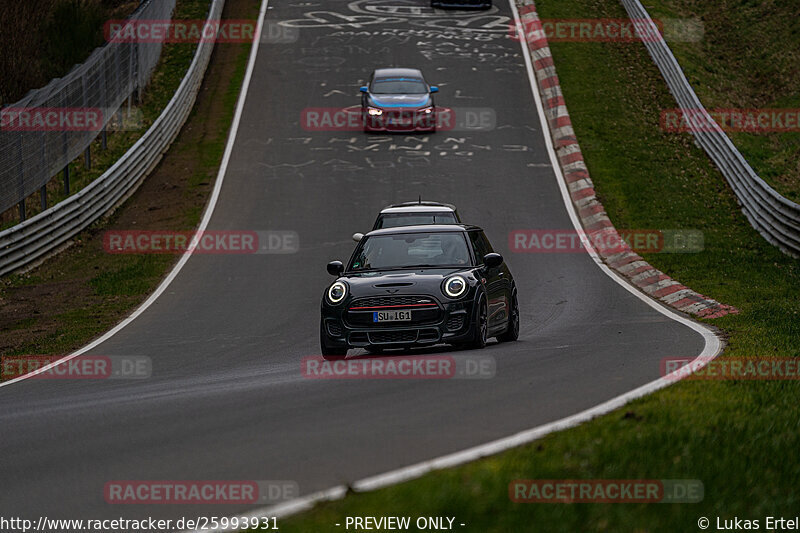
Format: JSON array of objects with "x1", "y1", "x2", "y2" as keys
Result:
[
  {"x1": 0, "y1": 0, "x2": 177, "y2": 217},
  {"x1": 0, "y1": 0, "x2": 225, "y2": 277}
]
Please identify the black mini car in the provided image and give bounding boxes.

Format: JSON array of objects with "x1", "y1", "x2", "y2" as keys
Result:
[
  {"x1": 320, "y1": 224, "x2": 519, "y2": 358},
  {"x1": 360, "y1": 68, "x2": 439, "y2": 133}
]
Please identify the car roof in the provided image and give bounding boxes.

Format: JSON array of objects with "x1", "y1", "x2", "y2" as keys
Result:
[
  {"x1": 379, "y1": 205, "x2": 456, "y2": 215},
  {"x1": 383, "y1": 200, "x2": 456, "y2": 210},
  {"x1": 366, "y1": 224, "x2": 479, "y2": 237},
  {"x1": 373, "y1": 68, "x2": 424, "y2": 80}
]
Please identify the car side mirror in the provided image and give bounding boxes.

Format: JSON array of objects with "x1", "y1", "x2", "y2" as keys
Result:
[
  {"x1": 359, "y1": 86, "x2": 368, "y2": 93},
  {"x1": 327, "y1": 261, "x2": 344, "y2": 276},
  {"x1": 352, "y1": 233, "x2": 364, "y2": 242},
  {"x1": 430, "y1": 86, "x2": 439, "y2": 93},
  {"x1": 483, "y1": 253, "x2": 503, "y2": 269}
]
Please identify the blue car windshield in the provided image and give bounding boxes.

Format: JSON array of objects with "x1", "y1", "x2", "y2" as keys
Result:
[
  {"x1": 371, "y1": 78, "x2": 428, "y2": 94},
  {"x1": 350, "y1": 233, "x2": 471, "y2": 270}
]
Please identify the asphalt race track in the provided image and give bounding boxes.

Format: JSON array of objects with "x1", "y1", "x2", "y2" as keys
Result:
[{"x1": 0, "y1": 0, "x2": 707, "y2": 524}]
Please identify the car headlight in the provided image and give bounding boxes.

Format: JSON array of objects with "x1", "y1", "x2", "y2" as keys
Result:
[
  {"x1": 367, "y1": 107, "x2": 383, "y2": 116},
  {"x1": 443, "y1": 275, "x2": 467, "y2": 298},
  {"x1": 419, "y1": 106, "x2": 433, "y2": 114},
  {"x1": 327, "y1": 281, "x2": 347, "y2": 304}
]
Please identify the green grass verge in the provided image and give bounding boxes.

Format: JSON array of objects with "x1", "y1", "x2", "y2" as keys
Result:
[
  {"x1": 1, "y1": 0, "x2": 212, "y2": 231},
  {"x1": 645, "y1": 0, "x2": 800, "y2": 202},
  {"x1": 264, "y1": 0, "x2": 800, "y2": 531}
]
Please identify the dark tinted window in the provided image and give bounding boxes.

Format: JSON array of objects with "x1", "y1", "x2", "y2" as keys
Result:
[
  {"x1": 349, "y1": 232, "x2": 470, "y2": 270},
  {"x1": 371, "y1": 78, "x2": 427, "y2": 94},
  {"x1": 469, "y1": 231, "x2": 494, "y2": 263},
  {"x1": 376, "y1": 213, "x2": 458, "y2": 229}
]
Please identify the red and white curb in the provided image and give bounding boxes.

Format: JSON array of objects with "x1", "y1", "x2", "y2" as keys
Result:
[{"x1": 516, "y1": 0, "x2": 737, "y2": 319}]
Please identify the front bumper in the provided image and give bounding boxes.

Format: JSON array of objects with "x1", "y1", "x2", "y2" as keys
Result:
[
  {"x1": 322, "y1": 296, "x2": 475, "y2": 349},
  {"x1": 363, "y1": 109, "x2": 436, "y2": 132}
]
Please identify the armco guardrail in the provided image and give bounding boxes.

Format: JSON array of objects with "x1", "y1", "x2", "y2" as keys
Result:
[
  {"x1": 0, "y1": 0, "x2": 226, "y2": 277},
  {"x1": 620, "y1": 0, "x2": 800, "y2": 258}
]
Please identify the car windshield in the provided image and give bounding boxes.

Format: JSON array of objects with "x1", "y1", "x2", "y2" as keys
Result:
[
  {"x1": 376, "y1": 213, "x2": 457, "y2": 229},
  {"x1": 349, "y1": 232, "x2": 471, "y2": 270},
  {"x1": 371, "y1": 77, "x2": 428, "y2": 94}
]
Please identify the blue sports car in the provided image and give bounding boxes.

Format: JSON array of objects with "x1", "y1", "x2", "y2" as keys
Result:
[{"x1": 360, "y1": 68, "x2": 439, "y2": 133}]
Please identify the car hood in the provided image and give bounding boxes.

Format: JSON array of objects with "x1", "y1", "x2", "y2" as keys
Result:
[
  {"x1": 367, "y1": 93, "x2": 431, "y2": 109},
  {"x1": 340, "y1": 268, "x2": 473, "y2": 298}
]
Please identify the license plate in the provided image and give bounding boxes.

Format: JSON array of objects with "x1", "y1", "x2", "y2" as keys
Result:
[
  {"x1": 388, "y1": 117, "x2": 410, "y2": 125},
  {"x1": 373, "y1": 310, "x2": 412, "y2": 322}
]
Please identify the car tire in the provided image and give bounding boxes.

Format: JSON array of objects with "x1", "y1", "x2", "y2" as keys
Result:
[
  {"x1": 468, "y1": 294, "x2": 489, "y2": 350},
  {"x1": 497, "y1": 289, "x2": 520, "y2": 343},
  {"x1": 320, "y1": 321, "x2": 347, "y2": 359}
]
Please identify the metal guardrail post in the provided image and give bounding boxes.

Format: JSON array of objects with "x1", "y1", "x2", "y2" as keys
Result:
[{"x1": 16, "y1": 133, "x2": 24, "y2": 222}]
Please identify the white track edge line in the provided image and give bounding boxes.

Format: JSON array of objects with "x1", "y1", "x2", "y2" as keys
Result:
[
  {"x1": 188, "y1": 2, "x2": 723, "y2": 530},
  {"x1": 0, "y1": 0, "x2": 271, "y2": 389}
]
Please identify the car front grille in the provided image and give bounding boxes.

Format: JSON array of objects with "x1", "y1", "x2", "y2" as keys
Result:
[
  {"x1": 347, "y1": 296, "x2": 442, "y2": 328},
  {"x1": 369, "y1": 330, "x2": 418, "y2": 344},
  {"x1": 364, "y1": 329, "x2": 441, "y2": 345},
  {"x1": 326, "y1": 321, "x2": 343, "y2": 337},
  {"x1": 446, "y1": 315, "x2": 465, "y2": 331},
  {"x1": 349, "y1": 332, "x2": 369, "y2": 344},
  {"x1": 418, "y1": 329, "x2": 440, "y2": 342},
  {"x1": 350, "y1": 296, "x2": 438, "y2": 309}
]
